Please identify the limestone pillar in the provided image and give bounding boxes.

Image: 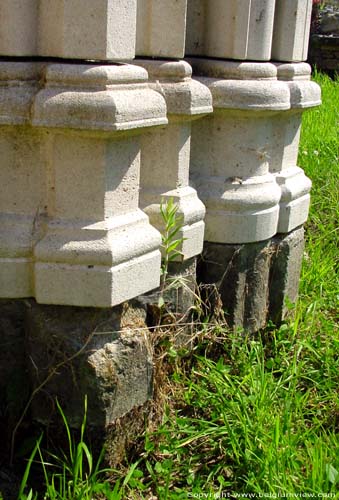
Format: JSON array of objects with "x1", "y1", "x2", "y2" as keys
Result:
[
  {"x1": 0, "y1": 0, "x2": 137, "y2": 60},
  {"x1": 269, "y1": 63, "x2": 321, "y2": 233},
  {"x1": 0, "y1": 63, "x2": 44, "y2": 298},
  {"x1": 0, "y1": 0, "x2": 38, "y2": 56},
  {"x1": 137, "y1": 60, "x2": 212, "y2": 262},
  {"x1": 31, "y1": 63, "x2": 167, "y2": 307},
  {"x1": 189, "y1": 60, "x2": 288, "y2": 245},
  {"x1": 185, "y1": 0, "x2": 276, "y2": 60},
  {"x1": 38, "y1": 0, "x2": 137, "y2": 60},
  {"x1": 189, "y1": 60, "x2": 290, "y2": 331},
  {"x1": 136, "y1": 0, "x2": 187, "y2": 58},
  {"x1": 272, "y1": 0, "x2": 313, "y2": 62}
]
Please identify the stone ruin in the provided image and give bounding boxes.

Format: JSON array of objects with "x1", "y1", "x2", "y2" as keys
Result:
[
  {"x1": 309, "y1": 0, "x2": 339, "y2": 73},
  {"x1": 0, "y1": 0, "x2": 321, "y2": 462}
]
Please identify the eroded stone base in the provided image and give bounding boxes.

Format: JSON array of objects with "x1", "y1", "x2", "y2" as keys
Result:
[
  {"x1": 25, "y1": 300, "x2": 153, "y2": 429},
  {"x1": 0, "y1": 298, "x2": 156, "y2": 466},
  {"x1": 269, "y1": 227, "x2": 305, "y2": 324},
  {"x1": 198, "y1": 227, "x2": 305, "y2": 332}
]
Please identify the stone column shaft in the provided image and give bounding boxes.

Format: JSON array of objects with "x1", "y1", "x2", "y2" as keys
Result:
[
  {"x1": 136, "y1": 0, "x2": 187, "y2": 58},
  {"x1": 0, "y1": 0, "x2": 138, "y2": 60},
  {"x1": 137, "y1": 60, "x2": 212, "y2": 261},
  {"x1": 185, "y1": 0, "x2": 276, "y2": 60},
  {"x1": 272, "y1": 0, "x2": 313, "y2": 62}
]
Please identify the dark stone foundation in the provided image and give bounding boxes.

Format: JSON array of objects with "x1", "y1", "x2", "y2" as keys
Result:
[
  {"x1": 0, "y1": 232, "x2": 305, "y2": 467},
  {"x1": 197, "y1": 227, "x2": 305, "y2": 332}
]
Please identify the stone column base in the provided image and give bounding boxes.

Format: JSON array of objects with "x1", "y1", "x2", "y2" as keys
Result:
[{"x1": 198, "y1": 227, "x2": 305, "y2": 332}]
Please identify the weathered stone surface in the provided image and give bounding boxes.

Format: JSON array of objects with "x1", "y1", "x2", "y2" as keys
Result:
[
  {"x1": 0, "y1": 0, "x2": 137, "y2": 60},
  {"x1": 189, "y1": 60, "x2": 288, "y2": 245},
  {"x1": 137, "y1": 258, "x2": 197, "y2": 328},
  {"x1": 0, "y1": 62, "x2": 167, "y2": 307},
  {"x1": 198, "y1": 228, "x2": 306, "y2": 332},
  {"x1": 198, "y1": 240, "x2": 272, "y2": 333},
  {"x1": 136, "y1": 0, "x2": 187, "y2": 58},
  {"x1": 317, "y1": 4, "x2": 339, "y2": 35},
  {"x1": 272, "y1": 0, "x2": 313, "y2": 62},
  {"x1": 269, "y1": 227, "x2": 305, "y2": 324},
  {"x1": 185, "y1": 0, "x2": 275, "y2": 60},
  {"x1": 25, "y1": 300, "x2": 153, "y2": 428},
  {"x1": 269, "y1": 63, "x2": 321, "y2": 233},
  {"x1": 137, "y1": 60, "x2": 211, "y2": 262},
  {"x1": 308, "y1": 35, "x2": 339, "y2": 73}
]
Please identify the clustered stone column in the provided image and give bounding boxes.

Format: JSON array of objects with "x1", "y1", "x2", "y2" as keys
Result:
[{"x1": 0, "y1": 0, "x2": 320, "y2": 458}]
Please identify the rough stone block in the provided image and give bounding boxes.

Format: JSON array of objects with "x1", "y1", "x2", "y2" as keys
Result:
[
  {"x1": 269, "y1": 227, "x2": 305, "y2": 323},
  {"x1": 25, "y1": 300, "x2": 153, "y2": 428},
  {"x1": 198, "y1": 228, "x2": 306, "y2": 331},
  {"x1": 0, "y1": 300, "x2": 28, "y2": 440},
  {"x1": 198, "y1": 240, "x2": 272, "y2": 333},
  {"x1": 272, "y1": 0, "x2": 313, "y2": 62},
  {"x1": 136, "y1": 0, "x2": 187, "y2": 58}
]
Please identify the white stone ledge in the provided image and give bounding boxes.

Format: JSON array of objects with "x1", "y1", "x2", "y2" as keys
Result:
[{"x1": 0, "y1": 62, "x2": 168, "y2": 306}]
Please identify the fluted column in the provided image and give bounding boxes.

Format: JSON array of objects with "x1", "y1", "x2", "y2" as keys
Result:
[
  {"x1": 272, "y1": 0, "x2": 313, "y2": 62},
  {"x1": 186, "y1": 0, "x2": 276, "y2": 60}
]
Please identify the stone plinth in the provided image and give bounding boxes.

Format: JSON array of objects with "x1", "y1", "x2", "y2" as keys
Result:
[
  {"x1": 270, "y1": 63, "x2": 321, "y2": 233},
  {"x1": 137, "y1": 60, "x2": 212, "y2": 262},
  {"x1": 0, "y1": 62, "x2": 169, "y2": 307},
  {"x1": 189, "y1": 60, "x2": 288, "y2": 245},
  {"x1": 272, "y1": 0, "x2": 313, "y2": 62},
  {"x1": 136, "y1": 0, "x2": 187, "y2": 58},
  {"x1": 185, "y1": 0, "x2": 276, "y2": 60}
]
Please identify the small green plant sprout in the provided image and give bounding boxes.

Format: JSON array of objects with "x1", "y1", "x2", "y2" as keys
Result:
[{"x1": 159, "y1": 197, "x2": 185, "y2": 301}]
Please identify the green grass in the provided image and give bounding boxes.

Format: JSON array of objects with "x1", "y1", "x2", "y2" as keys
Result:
[
  {"x1": 119, "y1": 72, "x2": 339, "y2": 498},
  {"x1": 16, "y1": 73, "x2": 339, "y2": 499}
]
